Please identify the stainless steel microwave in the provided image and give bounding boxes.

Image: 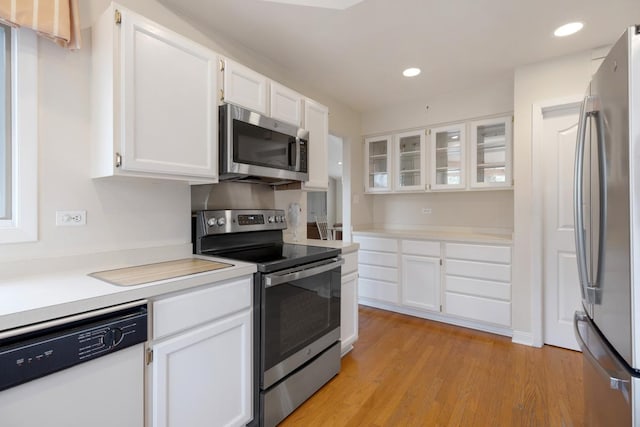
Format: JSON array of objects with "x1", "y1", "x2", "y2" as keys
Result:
[{"x1": 219, "y1": 104, "x2": 309, "y2": 183}]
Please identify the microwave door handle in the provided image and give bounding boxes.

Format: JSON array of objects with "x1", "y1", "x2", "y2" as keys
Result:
[
  {"x1": 574, "y1": 95, "x2": 591, "y2": 304},
  {"x1": 288, "y1": 140, "x2": 297, "y2": 168},
  {"x1": 264, "y1": 257, "x2": 344, "y2": 288},
  {"x1": 295, "y1": 137, "x2": 302, "y2": 172}
]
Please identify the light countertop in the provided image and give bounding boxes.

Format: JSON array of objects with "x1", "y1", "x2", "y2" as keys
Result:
[
  {"x1": 0, "y1": 245, "x2": 256, "y2": 332},
  {"x1": 353, "y1": 228, "x2": 512, "y2": 245},
  {"x1": 283, "y1": 237, "x2": 360, "y2": 254}
]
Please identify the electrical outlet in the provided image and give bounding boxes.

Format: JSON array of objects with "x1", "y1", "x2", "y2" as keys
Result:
[
  {"x1": 422, "y1": 208, "x2": 432, "y2": 214},
  {"x1": 56, "y1": 210, "x2": 87, "y2": 226}
]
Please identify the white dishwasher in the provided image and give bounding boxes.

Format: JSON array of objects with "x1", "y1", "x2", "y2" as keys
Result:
[{"x1": 0, "y1": 301, "x2": 148, "y2": 427}]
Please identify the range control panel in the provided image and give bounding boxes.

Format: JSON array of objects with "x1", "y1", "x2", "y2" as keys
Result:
[
  {"x1": 198, "y1": 209, "x2": 287, "y2": 236},
  {"x1": 0, "y1": 304, "x2": 147, "y2": 392}
]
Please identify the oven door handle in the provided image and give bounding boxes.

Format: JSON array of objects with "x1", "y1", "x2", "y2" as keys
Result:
[{"x1": 264, "y1": 257, "x2": 344, "y2": 287}]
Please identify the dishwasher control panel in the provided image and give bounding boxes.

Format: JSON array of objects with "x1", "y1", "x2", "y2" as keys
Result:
[{"x1": 0, "y1": 303, "x2": 147, "y2": 392}]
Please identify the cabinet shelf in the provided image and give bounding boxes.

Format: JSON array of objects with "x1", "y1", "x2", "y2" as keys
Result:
[
  {"x1": 400, "y1": 169, "x2": 421, "y2": 174},
  {"x1": 369, "y1": 154, "x2": 388, "y2": 159},
  {"x1": 435, "y1": 146, "x2": 461, "y2": 152},
  {"x1": 436, "y1": 167, "x2": 461, "y2": 172},
  {"x1": 399, "y1": 150, "x2": 421, "y2": 156},
  {"x1": 369, "y1": 172, "x2": 389, "y2": 176},
  {"x1": 477, "y1": 162, "x2": 506, "y2": 169}
]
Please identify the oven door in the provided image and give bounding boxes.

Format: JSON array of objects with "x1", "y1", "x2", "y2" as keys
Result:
[{"x1": 261, "y1": 256, "x2": 343, "y2": 389}]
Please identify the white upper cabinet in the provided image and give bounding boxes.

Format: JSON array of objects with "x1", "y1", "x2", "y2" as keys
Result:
[
  {"x1": 429, "y1": 124, "x2": 466, "y2": 190},
  {"x1": 92, "y1": 4, "x2": 219, "y2": 182},
  {"x1": 469, "y1": 116, "x2": 513, "y2": 188},
  {"x1": 364, "y1": 135, "x2": 393, "y2": 193},
  {"x1": 301, "y1": 98, "x2": 329, "y2": 191},
  {"x1": 222, "y1": 58, "x2": 268, "y2": 115},
  {"x1": 394, "y1": 130, "x2": 426, "y2": 191},
  {"x1": 270, "y1": 81, "x2": 303, "y2": 127}
]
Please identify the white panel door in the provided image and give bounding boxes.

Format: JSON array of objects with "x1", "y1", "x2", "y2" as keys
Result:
[
  {"x1": 401, "y1": 255, "x2": 441, "y2": 312},
  {"x1": 301, "y1": 99, "x2": 329, "y2": 191},
  {"x1": 121, "y1": 11, "x2": 218, "y2": 179},
  {"x1": 150, "y1": 310, "x2": 252, "y2": 427},
  {"x1": 340, "y1": 272, "x2": 359, "y2": 355},
  {"x1": 541, "y1": 104, "x2": 581, "y2": 350},
  {"x1": 223, "y1": 59, "x2": 268, "y2": 114},
  {"x1": 270, "y1": 81, "x2": 303, "y2": 126}
]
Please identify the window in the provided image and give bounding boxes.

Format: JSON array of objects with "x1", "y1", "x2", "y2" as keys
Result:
[{"x1": 0, "y1": 26, "x2": 37, "y2": 243}]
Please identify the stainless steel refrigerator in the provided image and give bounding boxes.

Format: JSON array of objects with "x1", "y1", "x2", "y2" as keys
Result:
[{"x1": 573, "y1": 25, "x2": 640, "y2": 426}]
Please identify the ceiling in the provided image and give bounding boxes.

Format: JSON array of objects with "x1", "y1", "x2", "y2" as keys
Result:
[{"x1": 159, "y1": 0, "x2": 640, "y2": 112}]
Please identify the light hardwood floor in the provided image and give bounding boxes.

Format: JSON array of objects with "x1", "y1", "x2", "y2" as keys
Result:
[{"x1": 280, "y1": 306, "x2": 584, "y2": 427}]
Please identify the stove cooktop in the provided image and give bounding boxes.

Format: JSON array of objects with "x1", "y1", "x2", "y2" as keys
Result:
[{"x1": 208, "y1": 243, "x2": 340, "y2": 273}]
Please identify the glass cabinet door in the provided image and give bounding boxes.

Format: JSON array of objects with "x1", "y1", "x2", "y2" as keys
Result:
[
  {"x1": 470, "y1": 117, "x2": 512, "y2": 188},
  {"x1": 365, "y1": 135, "x2": 392, "y2": 192},
  {"x1": 394, "y1": 130, "x2": 426, "y2": 191},
  {"x1": 429, "y1": 124, "x2": 466, "y2": 190}
]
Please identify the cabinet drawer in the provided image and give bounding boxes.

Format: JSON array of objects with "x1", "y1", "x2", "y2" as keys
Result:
[
  {"x1": 445, "y1": 292, "x2": 511, "y2": 326},
  {"x1": 353, "y1": 235, "x2": 398, "y2": 252},
  {"x1": 153, "y1": 276, "x2": 252, "y2": 340},
  {"x1": 359, "y1": 250, "x2": 397, "y2": 268},
  {"x1": 359, "y1": 264, "x2": 397, "y2": 283},
  {"x1": 359, "y1": 278, "x2": 398, "y2": 303},
  {"x1": 446, "y1": 276, "x2": 510, "y2": 301},
  {"x1": 446, "y1": 259, "x2": 511, "y2": 282},
  {"x1": 342, "y1": 252, "x2": 358, "y2": 275},
  {"x1": 402, "y1": 240, "x2": 440, "y2": 257},
  {"x1": 446, "y1": 243, "x2": 511, "y2": 263}
]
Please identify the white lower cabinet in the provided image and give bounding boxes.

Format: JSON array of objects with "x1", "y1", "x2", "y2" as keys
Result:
[
  {"x1": 148, "y1": 276, "x2": 253, "y2": 427},
  {"x1": 444, "y1": 243, "x2": 512, "y2": 327},
  {"x1": 340, "y1": 251, "x2": 359, "y2": 356},
  {"x1": 401, "y1": 254, "x2": 440, "y2": 312},
  {"x1": 354, "y1": 233, "x2": 512, "y2": 335},
  {"x1": 354, "y1": 236, "x2": 399, "y2": 304}
]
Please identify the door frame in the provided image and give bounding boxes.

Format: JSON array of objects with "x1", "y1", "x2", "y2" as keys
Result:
[{"x1": 530, "y1": 95, "x2": 583, "y2": 347}]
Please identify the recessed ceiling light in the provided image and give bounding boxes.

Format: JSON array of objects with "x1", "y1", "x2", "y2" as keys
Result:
[
  {"x1": 338, "y1": 161, "x2": 343, "y2": 165},
  {"x1": 403, "y1": 67, "x2": 421, "y2": 77},
  {"x1": 554, "y1": 22, "x2": 584, "y2": 37}
]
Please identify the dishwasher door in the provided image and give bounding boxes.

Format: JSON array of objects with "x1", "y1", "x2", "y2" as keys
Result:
[{"x1": 0, "y1": 302, "x2": 147, "y2": 427}]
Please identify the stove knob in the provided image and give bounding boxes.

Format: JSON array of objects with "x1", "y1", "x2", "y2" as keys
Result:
[
  {"x1": 217, "y1": 217, "x2": 226, "y2": 226},
  {"x1": 207, "y1": 218, "x2": 217, "y2": 227},
  {"x1": 275, "y1": 215, "x2": 282, "y2": 223},
  {"x1": 268, "y1": 216, "x2": 275, "y2": 223}
]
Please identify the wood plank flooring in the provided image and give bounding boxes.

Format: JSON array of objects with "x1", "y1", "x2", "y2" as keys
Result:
[{"x1": 280, "y1": 306, "x2": 584, "y2": 427}]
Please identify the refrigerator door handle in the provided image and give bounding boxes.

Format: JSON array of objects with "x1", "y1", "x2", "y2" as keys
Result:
[
  {"x1": 574, "y1": 95, "x2": 592, "y2": 303},
  {"x1": 592, "y1": 107, "x2": 606, "y2": 304},
  {"x1": 574, "y1": 312, "x2": 631, "y2": 401}
]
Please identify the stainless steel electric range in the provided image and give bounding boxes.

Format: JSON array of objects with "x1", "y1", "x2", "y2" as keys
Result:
[{"x1": 193, "y1": 209, "x2": 343, "y2": 427}]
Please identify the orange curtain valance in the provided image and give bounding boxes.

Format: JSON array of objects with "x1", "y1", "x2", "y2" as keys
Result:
[{"x1": 0, "y1": 0, "x2": 81, "y2": 49}]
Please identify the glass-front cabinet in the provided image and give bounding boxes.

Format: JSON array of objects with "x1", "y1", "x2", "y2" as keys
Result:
[
  {"x1": 470, "y1": 117, "x2": 512, "y2": 188},
  {"x1": 365, "y1": 135, "x2": 392, "y2": 192},
  {"x1": 429, "y1": 124, "x2": 466, "y2": 190},
  {"x1": 394, "y1": 130, "x2": 426, "y2": 191}
]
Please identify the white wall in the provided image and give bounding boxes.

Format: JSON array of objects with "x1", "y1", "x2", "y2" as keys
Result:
[
  {"x1": 512, "y1": 50, "x2": 594, "y2": 336},
  {"x1": 359, "y1": 78, "x2": 515, "y2": 231},
  {"x1": 372, "y1": 190, "x2": 513, "y2": 231}
]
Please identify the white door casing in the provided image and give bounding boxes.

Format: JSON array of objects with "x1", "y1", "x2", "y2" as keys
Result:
[{"x1": 532, "y1": 98, "x2": 582, "y2": 350}]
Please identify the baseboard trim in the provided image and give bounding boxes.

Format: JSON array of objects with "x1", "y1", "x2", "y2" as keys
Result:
[
  {"x1": 511, "y1": 330, "x2": 537, "y2": 347},
  {"x1": 358, "y1": 298, "x2": 513, "y2": 338}
]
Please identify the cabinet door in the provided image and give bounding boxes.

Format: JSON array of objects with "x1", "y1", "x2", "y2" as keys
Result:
[
  {"x1": 401, "y1": 255, "x2": 441, "y2": 312},
  {"x1": 223, "y1": 58, "x2": 268, "y2": 114},
  {"x1": 301, "y1": 99, "x2": 329, "y2": 191},
  {"x1": 340, "y1": 272, "x2": 359, "y2": 355},
  {"x1": 150, "y1": 309, "x2": 252, "y2": 427},
  {"x1": 429, "y1": 124, "x2": 466, "y2": 190},
  {"x1": 394, "y1": 130, "x2": 426, "y2": 191},
  {"x1": 270, "y1": 81, "x2": 303, "y2": 126},
  {"x1": 364, "y1": 135, "x2": 393, "y2": 192},
  {"x1": 470, "y1": 116, "x2": 513, "y2": 188},
  {"x1": 120, "y1": 10, "x2": 218, "y2": 179}
]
